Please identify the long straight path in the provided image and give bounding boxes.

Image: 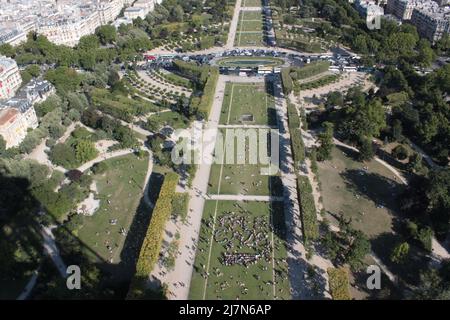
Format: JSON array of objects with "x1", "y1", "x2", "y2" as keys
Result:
[
  {"x1": 272, "y1": 76, "x2": 333, "y2": 299},
  {"x1": 226, "y1": 0, "x2": 243, "y2": 49},
  {"x1": 148, "y1": 75, "x2": 230, "y2": 299}
]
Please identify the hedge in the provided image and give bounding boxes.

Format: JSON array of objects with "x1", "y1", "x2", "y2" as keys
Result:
[
  {"x1": 299, "y1": 74, "x2": 339, "y2": 90},
  {"x1": 297, "y1": 175, "x2": 319, "y2": 242},
  {"x1": 327, "y1": 267, "x2": 351, "y2": 300},
  {"x1": 291, "y1": 61, "x2": 330, "y2": 80},
  {"x1": 281, "y1": 67, "x2": 293, "y2": 94},
  {"x1": 127, "y1": 172, "x2": 179, "y2": 299},
  {"x1": 173, "y1": 60, "x2": 219, "y2": 119},
  {"x1": 195, "y1": 67, "x2": 219, "y2": 119},
  {"x1": 172, "y1": 60, "x2": 204, "y2": 81},
  {"x1": 287, "y1": 103, "x2": 305, "y2": 165}
]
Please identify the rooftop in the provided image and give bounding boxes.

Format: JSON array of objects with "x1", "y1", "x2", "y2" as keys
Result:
[{"x1": 0, "y1": 108, "x2": 18, "y2": 126}]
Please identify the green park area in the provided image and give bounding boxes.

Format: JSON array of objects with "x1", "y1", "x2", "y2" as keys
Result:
[
  {"x1": 317, "y1": 145, "x2": 431, "y2": 296},
  {"x1": 189, "y1": 200, "x2": 290, "y2": 300},
  {"x1": 216, "y1": 56, "x2": 284, "y2": 68},
  {"x1": 219, "y1": 82, "x2": 277, "y2": 126},
  {"x1": 318, "y1": 145, "x2": 403, "y2": 238},
  {"x1": 243, "y1": 0, "x2": 262, "y2": 6},
  {"x1": 76, "y1": 153, "x2": 149, "y2": 264},
  {"x1": 234, "y1": 10, "x2": 264, "y2": 46}
]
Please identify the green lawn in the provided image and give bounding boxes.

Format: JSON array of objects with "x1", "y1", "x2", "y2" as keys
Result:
[
  {"x1": 76, "y1": 153, "x2": 149, "y2": 263},
  {"x1": 234, "y1": 32, "x2": 264, "y2": 46},
  {"x1": 234, "y1": 10, "x2": 264, "y2": 46},
  {"x1": 240, "y1": 10, "x2": 262, "y2": 20},
  {"x1": 219, "y1": 82, "x2": 277, "y2": 126},
  {"x1": 207, "y1": 128, "x2": 282, "y2": 196},
  {"x1": 243, "y1": 0, "x2": 262, "y2": 6},
  {"x1": 216, "y1": 56, "x2": 284, "y2": 68},
  {"x1": 238, "y1": 19, "x2": 263, "y2": 32},
  {"x1": 318, "y1": 145, "x2": 404, "y2": 238},
  {"x1": 189, "y1": 200, "x2": 290, "y2": 300},
  {"x1": 318, "y1": 145, "x2": 430, "y2": 298},
  {"x1": 146, "y1": 110, "x2": 190, "y2": 131},
  {"x1": 208, "y1": 163, "x2": 282, "y2": 196}
]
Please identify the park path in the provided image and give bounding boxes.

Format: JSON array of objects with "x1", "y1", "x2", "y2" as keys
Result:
[
  {"x1": 208, "y1": 194, "x2": 283, "y2": 201},
  {"x1": 41, "y1": 225, "x2": 67, "y2": 278},
  {"x1": 273, "y1": 75, "x2": 333, "y2": 299},
  {"x1": 76, "y1": 148, "x2": 135, "y2": 172},
  {"x1": 16, "y1": 269, "x2": 39, "y2": 300},
  {"x1": 148, "y1": 75, "x2": 229, "y2": 299},
  {"x1": 226, "y1": 0, "x2": 242, "y2": 49}
]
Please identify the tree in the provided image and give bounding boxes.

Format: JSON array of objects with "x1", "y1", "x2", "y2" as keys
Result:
[
  {"x1": 426, "y1": 169, "x2": 450, "y2": 238},
  {"x1": 95, "y1": 25, "x2": 117, "y2": 45},
  {"x1": 0, "y1": 136, "x2": 6, "y2": 155},
  {"x1": 392, "y1": 119, "x2": 403, "y2": 141},
  {"x1": 390, "y1": 242, "x2": 409, "y2": 264},
  {"x1": 392, "y1": 145, "x2": 408, "y2": 160},
  {"x1": 78, "y1": 34, "x2": 100, "y2": 51},
  {"x1": 326, "y1": 91, "x2": 344, "y2": 108},
  {"x1": 91, "y1": 161, "x2": 108, "y2": 175},
  {"x1": 0, "y1": 43, "x2": 15, "y2": 57},
  {"x1": 416, "y1": 39, "x2": 435, "y2": 68},
  {"x1": 316, "y1": 122, "x2": 334, "y2": 161},
  {"x1": 170, "y1": 5, "x2": 184, "y2": 22},
  {"x1": 357, "y1": 137, "x2": 374, "y2": 162},
  {"x1": 74, "y1": 140, "x2": 98, "y2": 164},
  {"x1": 407, "y1": 152, "x2": 424, "y2": 174},
  {"x1": 322, "y1": 215, "x2": 371, "y2": 270}
]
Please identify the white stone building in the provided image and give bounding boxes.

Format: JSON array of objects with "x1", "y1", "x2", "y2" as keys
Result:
[{"x1": 0, "y1": 56, "x2": 21, "y2": 101}]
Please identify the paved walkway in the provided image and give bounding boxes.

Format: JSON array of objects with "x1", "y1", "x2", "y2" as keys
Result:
[
  {"x1": 207, "y1": 194, "x2": 283, "y2": 201},
  {"x1": 17, "y1": 269, "x2": 39, "y2": 300},
  {"x1": 148, "y1": 75, "x2": 229, "y2": 299},
  {"x1": 273, "y1": 76, "x2": 333, "y2": 299},
  {"x1": 41, "y1": 225, "x2": 67, "y2": 278},
  {"x1": 226, "y1": 0, "x2": 242, "y2": 49}
]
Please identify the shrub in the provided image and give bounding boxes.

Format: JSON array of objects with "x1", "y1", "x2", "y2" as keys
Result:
[
  {"x1": 297, "y1": 175, "x2": 319, "y2": 242},
  {"x1": 281, "y1": 68, "x2": 293, "y2": 94},
  {"x1": 128, "y1": 172, "x2": 179, "y2": 299},
  {"x1": 327, "y1": 267, "x2": 351, "y2": 300},
  {"x1": 392, "y1": 144, "x2": 408, "y2": 160}
]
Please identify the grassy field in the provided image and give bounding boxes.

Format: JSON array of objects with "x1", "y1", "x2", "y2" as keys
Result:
[
  {"x1": 216, "y1": 56, "x2": 284, "y2": 67},
  {"x1": 146, "y1": 110, "x2": 190, "y2": 131},
  {"x1": 189, "y1": 200, "x2": 290, "y2": 300},
  {"x1": 234, "y1": 10, "x2": 264, "y2": 46},
  {"x1": 207, "y1": 127, "x2": 282, "y2": 196},
  {"x1": 234, "y1": 32, "x2": 264, "y2": 46},
  {"x1": 238, "y1": 20, "x2": 262, "y2": 32},
  {"x1": 317, "y1": 145, "x2": 403, "y2": 238},
  {"x1": 219, "y1": 82, "x2": 276, "y2": 126},
  {"x1": 243, "y1": 0, "x2": 262, "y2": 6},
  {"x1": 77, "y1": 153, "x2": 149, "y2": 263},
  {"x1": 208, "y1": 163, "x2": 282, "y2": 196}
]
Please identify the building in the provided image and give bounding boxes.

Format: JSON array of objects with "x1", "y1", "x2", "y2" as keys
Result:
[
  {"x1": 410, "y1": 3, "x2": 450, "y2": 42},
  {"x1": 0, "y1": 78, "x2": 54, "y2": 149},
  {"x1": 0, "y1": 56, "x2": 21, "y2": 101},
  {"x1": 354, "y1": 0, "x2": 385, "y2": 26},
  {"x1": 0, "y1": 108, "x2": 29, "y2": 148},
  {"x1": 386, "y1": 0, "x2": 418, "y2": 20},
  {"x1": 0, "y1": 28, "x2": 27, "y2": 46},
  {"x1": 124, "y1": 7, "x2": 147, "y2": 20}
]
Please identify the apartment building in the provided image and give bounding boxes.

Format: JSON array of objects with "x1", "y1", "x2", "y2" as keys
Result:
[
  {"x1": 0, "y1": 56, "x2": 21, "y2": 101},
  {"x1": 411, "y1": 4, "x2": 450, "y2": 42},
  {"x1": 386, "y1": 0, "x2": 418, "y2": 20},
  {"x1": 0, "y1": 78, "x2": 54, "y2": 149}
]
